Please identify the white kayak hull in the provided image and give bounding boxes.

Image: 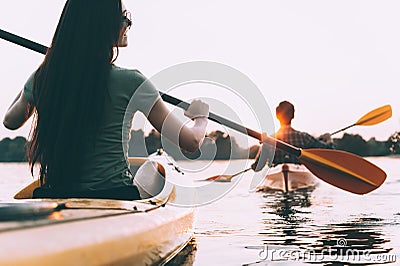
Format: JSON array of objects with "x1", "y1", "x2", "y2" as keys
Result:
[
  {"x1": 0, "y1": 151, "x2": 194, "y2": 266},
  {"x1": 258, "y1": 163, "x2": 318, "y2": 192}
]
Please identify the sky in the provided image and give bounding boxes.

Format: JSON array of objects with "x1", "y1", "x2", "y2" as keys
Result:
[{"x1": 0, "y1": 1, "x2": 399, "y2": 148}]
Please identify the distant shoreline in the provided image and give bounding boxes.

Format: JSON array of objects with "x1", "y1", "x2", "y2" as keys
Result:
[{"x1": 0, "y1": 130, "x2": 398, "y2": 162}]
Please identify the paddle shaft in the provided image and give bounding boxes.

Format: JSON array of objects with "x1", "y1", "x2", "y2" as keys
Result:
[
  {"x1": 0, "y1": 29, "x2": 47, "y2": 54},
  {"x1": 230, "y1": 167, "x2": 252, "y2": 178},
  {"x1": 161, "y1": 94, "x2": 300, "y2": 155},
  {"x1": 330, "y1": 124, "x2": 355, "y2": 136},
  {"x1": 0, "y1": 29, "x2": 301, "y2": 157}
]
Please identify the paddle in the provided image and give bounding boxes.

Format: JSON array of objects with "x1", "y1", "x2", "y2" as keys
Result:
[
  {"x1": 330, "y1": 105, "x2": 392, "y2": 136},
  {"x1": 201, "y1": 167, "x2": 252, "y2": 182},
  {"x1": 0, "y1": 29, "x2": 387, "y2": 194},
  {"x1": 208, "y1": 105, "x2": 392, "y2": 183},
  {"x1": 203, "y1": 106, "x2": 392, "y2": 183}
]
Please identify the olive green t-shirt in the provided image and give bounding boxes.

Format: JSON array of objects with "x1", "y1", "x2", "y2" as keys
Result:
[{"x1": 24, "y1": 65, "x2": 160, "y2": 191}]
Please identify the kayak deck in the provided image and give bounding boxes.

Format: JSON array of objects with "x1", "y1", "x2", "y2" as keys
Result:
[{"x1": 0, "y1": 200, "x2": 193, "y2": 266}]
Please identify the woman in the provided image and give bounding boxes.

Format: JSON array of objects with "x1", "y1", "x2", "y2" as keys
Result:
[{"x1": 3, "y1": 0, "x2": 209, "y2": 200}]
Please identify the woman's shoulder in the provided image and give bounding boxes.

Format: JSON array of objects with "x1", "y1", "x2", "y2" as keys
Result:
[
  {"x1": 111, "y1": 65, "x2": 146, "y2": 81},
  {"x1": 109, "y1": 65, "x2": 150, "y2": 94},
  {"x1": 109, "y1": 65, "x2": 160, "y2": 101}
]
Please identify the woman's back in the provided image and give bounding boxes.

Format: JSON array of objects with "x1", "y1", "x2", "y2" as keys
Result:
[
  {"x1": 23, "y1": 65, "x2": 160, "y2": 191},
  {"x1": 79, "y1": 66, "x2": 159, "y2": 191}
]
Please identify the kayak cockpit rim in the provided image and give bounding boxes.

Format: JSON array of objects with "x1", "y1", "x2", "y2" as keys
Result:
[{"x1": 14, "y1": 156, "x2": 176, "y2": 206}]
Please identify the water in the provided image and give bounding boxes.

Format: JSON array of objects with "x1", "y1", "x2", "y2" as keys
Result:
[{"x1": 1, "y1": 157, "x2": 399, "y2": 265}]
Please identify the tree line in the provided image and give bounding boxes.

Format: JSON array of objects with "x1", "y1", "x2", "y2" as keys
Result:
[{"x1": 0, "y1": 130, "x2": 399, "y2": 162}]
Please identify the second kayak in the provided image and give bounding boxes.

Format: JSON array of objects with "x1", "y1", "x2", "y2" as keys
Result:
[{"x1": 257, "y1": 163, "x2": 319, "y2": 192}]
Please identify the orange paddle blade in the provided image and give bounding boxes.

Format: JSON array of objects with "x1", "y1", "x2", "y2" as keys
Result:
[
  {"x1": 202, "y1": 175, "x2": 232, "y2": 182},
  {"x1": 299, "y1": 149, "x2": 386, "y2": 194},
  {"x1": 201, "y1": 168, "x2": 252, "y2": 182},
  {"x1": 355, "y1": 104, "x2": 392, "y2": 126}
]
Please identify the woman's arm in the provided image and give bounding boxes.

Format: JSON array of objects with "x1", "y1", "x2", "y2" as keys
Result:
[
  {"x1": 3, "y1": 90, "x2": 34, "y2": 130},
  {"x1": 147, "y1": 98, "x2": 209, "y2": 153}
]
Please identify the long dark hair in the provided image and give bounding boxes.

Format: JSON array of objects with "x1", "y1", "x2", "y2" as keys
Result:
[{"x1": 29, "y1": 0, "x2": 123, "y2": 188}]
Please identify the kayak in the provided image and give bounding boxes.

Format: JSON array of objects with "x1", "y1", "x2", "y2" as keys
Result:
[
  {"x1": 257, "y1": 163, "x2": 319, "y2": 192},
  {"x1": 0, "y1": 150, "x2": 194, "y2": 266}
]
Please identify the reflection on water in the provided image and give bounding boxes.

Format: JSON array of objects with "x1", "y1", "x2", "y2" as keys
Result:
[
  {"x1": 172, "y1": 168, "x2": 398, "y2": 265},
  {"x1": 260, "y1": 188, "x2": 315, "y2": 247},
  {"x1": 263, "y1": 188, "x2": 314, "y2": 221},
  {"x1": 168, "y1": 185, "x2": 398, "y2": 265},
  {"x1": 166, "y1": 238, "x2": 198, "y2": 266},
  {"x1": 256, "y1": 188, "x2": 396, "y2": 265}
]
